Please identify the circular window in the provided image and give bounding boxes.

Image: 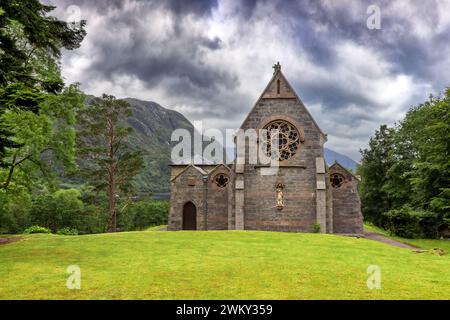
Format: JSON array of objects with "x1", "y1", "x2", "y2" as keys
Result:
[
  {"x1": 214, "y1": 174, "x2": 229, "y2": 188},
  {"x1": 330, "y1": 173, "x2": 345, "y2": 188},
  {"x1": 262, "y1": 120, "x2": 300, "y2": 161}
]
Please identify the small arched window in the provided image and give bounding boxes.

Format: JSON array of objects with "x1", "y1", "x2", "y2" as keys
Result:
[{"x1": 276, "y1": 79, "x2": 281, "y2": 94}]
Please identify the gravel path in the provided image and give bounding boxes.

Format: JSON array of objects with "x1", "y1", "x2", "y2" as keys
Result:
[
  {"x1": 0, "y1": 237, "x2": 22, "y2": 245},
  {"x1": 364, "y1": 231, "x2": 418, "y2": 249}
]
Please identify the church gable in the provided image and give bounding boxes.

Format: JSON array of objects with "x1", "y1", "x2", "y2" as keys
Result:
[
  {"x1": 261, "y1": 62, "x2": 296, "y2": 99},
  {"x1": 329, "y1": 161, "x2": 363, "y2": 234},
  {"x1": 240, "y1": 63, "x2": 326, "y2": 141},
  {"x1": 171, "y1": 165, "x2": 206, "y2": 182},
  {"x1": 329, "y1": 162, "x2": 358, "y2": 182}
]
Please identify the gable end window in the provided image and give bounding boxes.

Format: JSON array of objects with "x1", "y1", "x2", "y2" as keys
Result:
[
  {"x1": 214, "y1": 173, "x2": 229, "y2": 188},
  {"x1": 330, "y1": 173, "x2": 345, "y2": 188},
  {"x1": 262, "y1": 120, "x2": 300, "y2": 161}
]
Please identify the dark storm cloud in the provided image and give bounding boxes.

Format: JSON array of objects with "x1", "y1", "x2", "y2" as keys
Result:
[
  {"x1": 49, "y1": 0, "x2": 239, "y2": 110},
  {"x1": 49, "y1": 0, "x2": 218, "y2": 16},
  {"x1": 163, "y1": 0, "x2": 219, "y2": 16},
  {"x1": 274, "y1": 0, "x2": 450, "y2": 88},
  {"x1": 242, "y1": 0, "x2": 450, "y2": 117},
  {"x1": 87, "y1": 26, "x2": 233, "y2": 92}
]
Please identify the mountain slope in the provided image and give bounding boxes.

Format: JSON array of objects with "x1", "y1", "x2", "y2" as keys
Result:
[
  {"x1": 324, "y1": 147, "x2": 359, "y2": 172},
  {"x1": 122, "y1": 98, "x2": 193, "y2": 193}
]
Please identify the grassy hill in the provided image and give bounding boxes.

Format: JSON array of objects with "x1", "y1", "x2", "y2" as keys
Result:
[{"x1": 1, "y1": 230, "x2": 449, "y2": 299}]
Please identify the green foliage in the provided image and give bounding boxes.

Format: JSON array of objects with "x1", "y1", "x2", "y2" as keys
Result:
[
  {"x1": 358, "y1": 125, "x2": 396, "y2": 225},
  {"x1": 0, "y1": 0, "x2": 86, "y2": 158},
  {"x1": 0, "y1": 2, "x2": 168, "y2": 236},
  {"x1": 76, "y1": 94, "x2": 144, "y2": 232},
  {"x1": 312, "y1": 222, "x2": 321, "y2": 233},
  {"x1": 57, "y1": 227, "x2": 78, "y2": 235},
  {"x1": 358, "y1": 89, "x2": 450, "y2": 238},
  {"x1": 118, "y1": 199, "x2": 169, "y2": 231},
  {"x1": 29, "y1": 188, "x2": 84, "y2": 232},
  {"x1": 76, "y1": 95, "x2": 144, "y2": 194},
  {"x1": 23, "y1": 225, "x2": 51, "y2": 234},
  {"x1": 382, "y1": 206, "x2": 439, "y2": 239},
  {"x1": 0, "y1": 82, "x2": 84, "y2": 191},
  {"x1": 0, "y1": 187, "x2": 31, "y2": 233}
]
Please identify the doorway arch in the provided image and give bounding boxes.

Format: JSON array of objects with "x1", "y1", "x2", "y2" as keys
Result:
[{"x1": 182, "y1": 202, "x2": 197, "y2": 230}]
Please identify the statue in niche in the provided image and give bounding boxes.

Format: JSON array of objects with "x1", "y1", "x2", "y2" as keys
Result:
[{"x1": 276, "y1": 183, "x2": 284, "y2": 210}]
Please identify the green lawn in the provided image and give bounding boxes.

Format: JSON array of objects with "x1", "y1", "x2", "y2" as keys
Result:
[{"x1": 1, "y1": 229, "x2": 449, "y2": 299}]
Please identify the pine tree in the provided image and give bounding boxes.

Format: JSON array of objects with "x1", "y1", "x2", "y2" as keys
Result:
[{"x1": 77, "y1": 95, "x2": 144, "y2": 232}]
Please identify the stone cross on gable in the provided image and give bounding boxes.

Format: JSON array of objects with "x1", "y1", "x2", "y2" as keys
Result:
[{"x1": 272, "y1": 62, "x2": 281, "y2": 74}]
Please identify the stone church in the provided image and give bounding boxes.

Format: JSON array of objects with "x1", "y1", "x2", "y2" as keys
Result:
[{"x1": 168, "y1": 63, "x2": 363, "y2": 234}]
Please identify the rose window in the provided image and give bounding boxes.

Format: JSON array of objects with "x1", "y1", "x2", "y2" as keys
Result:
[
  {"x1": 214, "y1": 174, "x2": 229, "y2": 188},
  {"x1": 330, "y1": 173, "x2": 345, "y2": 188},
  {"x1": 262, "y1": 120, "x2": 300, "y2": 161}
]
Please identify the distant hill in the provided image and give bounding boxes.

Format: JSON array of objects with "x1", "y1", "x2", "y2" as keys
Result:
[{"x1": 324, "y1": 147, "x2": 359, "y2": 172}]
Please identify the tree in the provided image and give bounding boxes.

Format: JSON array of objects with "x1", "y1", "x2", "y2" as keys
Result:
[
  {"x1": 77, "y1": 95, "x2": 144, "y2": 232},
  {"x1": 358, "y1": 88, "x2": 450, "y2": 236},
  {"x1": 358, "y1": 125, "x2": 396, "y2": 225},
  {"x1": 400, "y1": 90, "x2": 450, "y2": 214},
  {"x1": 0, "y1": 84, "x2": 83, "y2": 190},
  {"x1": 29, "y1": 188, "x2": 84, "y2": 232},
  {"x1": 0, "y1": 0, "x2": 86, "y2": 161}
]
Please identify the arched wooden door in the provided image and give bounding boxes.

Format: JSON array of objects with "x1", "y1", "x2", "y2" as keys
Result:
[{"x1": 182, "y1": 202, "x2": 197, "y2": 230}]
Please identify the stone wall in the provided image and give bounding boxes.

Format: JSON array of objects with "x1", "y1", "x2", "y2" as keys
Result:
[
  {"x1": 168, "y1": 166, "x2": 206, "y2": 230},
  {"x1": 206, "y1": 166, "x2": 231, "y2": 230},
  {"x1": 168, "y1": 68, "x2": 363, "y2": 235},
  {"x1": 168, "y1": 165, "x2": 231, "y2": 231},
  {"x1": 330, "y1": 163, "x2": 364, "y2": 234},
  {"x1": 240, "y1": 76, "x2": 325, "y2": 232}
]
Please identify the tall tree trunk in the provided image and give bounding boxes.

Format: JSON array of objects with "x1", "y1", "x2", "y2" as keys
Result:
[
  {"x1": 107, "y1": 118, "x2": 116, "y2": 232},
  {"x1": 107, "y1": 171, "x2": 116, "y2": 232},
  {"x1": 2, "y1": 154, "x2": 17, "y2": 189}
]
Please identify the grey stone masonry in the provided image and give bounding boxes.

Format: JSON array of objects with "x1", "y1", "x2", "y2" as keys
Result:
[{"x1": 167, "y1": 65, "x2": 363, "y2": 234}]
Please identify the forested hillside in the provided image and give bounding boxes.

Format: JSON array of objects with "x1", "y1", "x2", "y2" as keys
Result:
[{"x1": 112, "y1": 98, "x2": 193, "y2": 193}]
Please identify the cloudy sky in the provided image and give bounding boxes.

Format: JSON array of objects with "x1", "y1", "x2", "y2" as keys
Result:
[{"x1": 47, "y1": 0, "x2": 450, "y2": 161}]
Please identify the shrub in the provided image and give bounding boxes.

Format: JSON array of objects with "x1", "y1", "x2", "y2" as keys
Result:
[
  {"x1": 57, "y1": 227, "x2": 79, "y2": 235},
  {"x1": 29, "y1": 189, "x2": 84, "y2": 232},
  {"x1": 382, "y1": 206, "x2": 439, "y2": 238},
  {"x1": 0, "y1": 189, "x2": 32, "y2": 234},
  {"x1": 24, "y1": 225, "x2": 51, "y2": 234},
  {"x1": 312, "y1": 222, "x2": 321, "y2": 233},
  {"x1": 119, "y1": 199, "x2": 169, "y2": 231}
]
